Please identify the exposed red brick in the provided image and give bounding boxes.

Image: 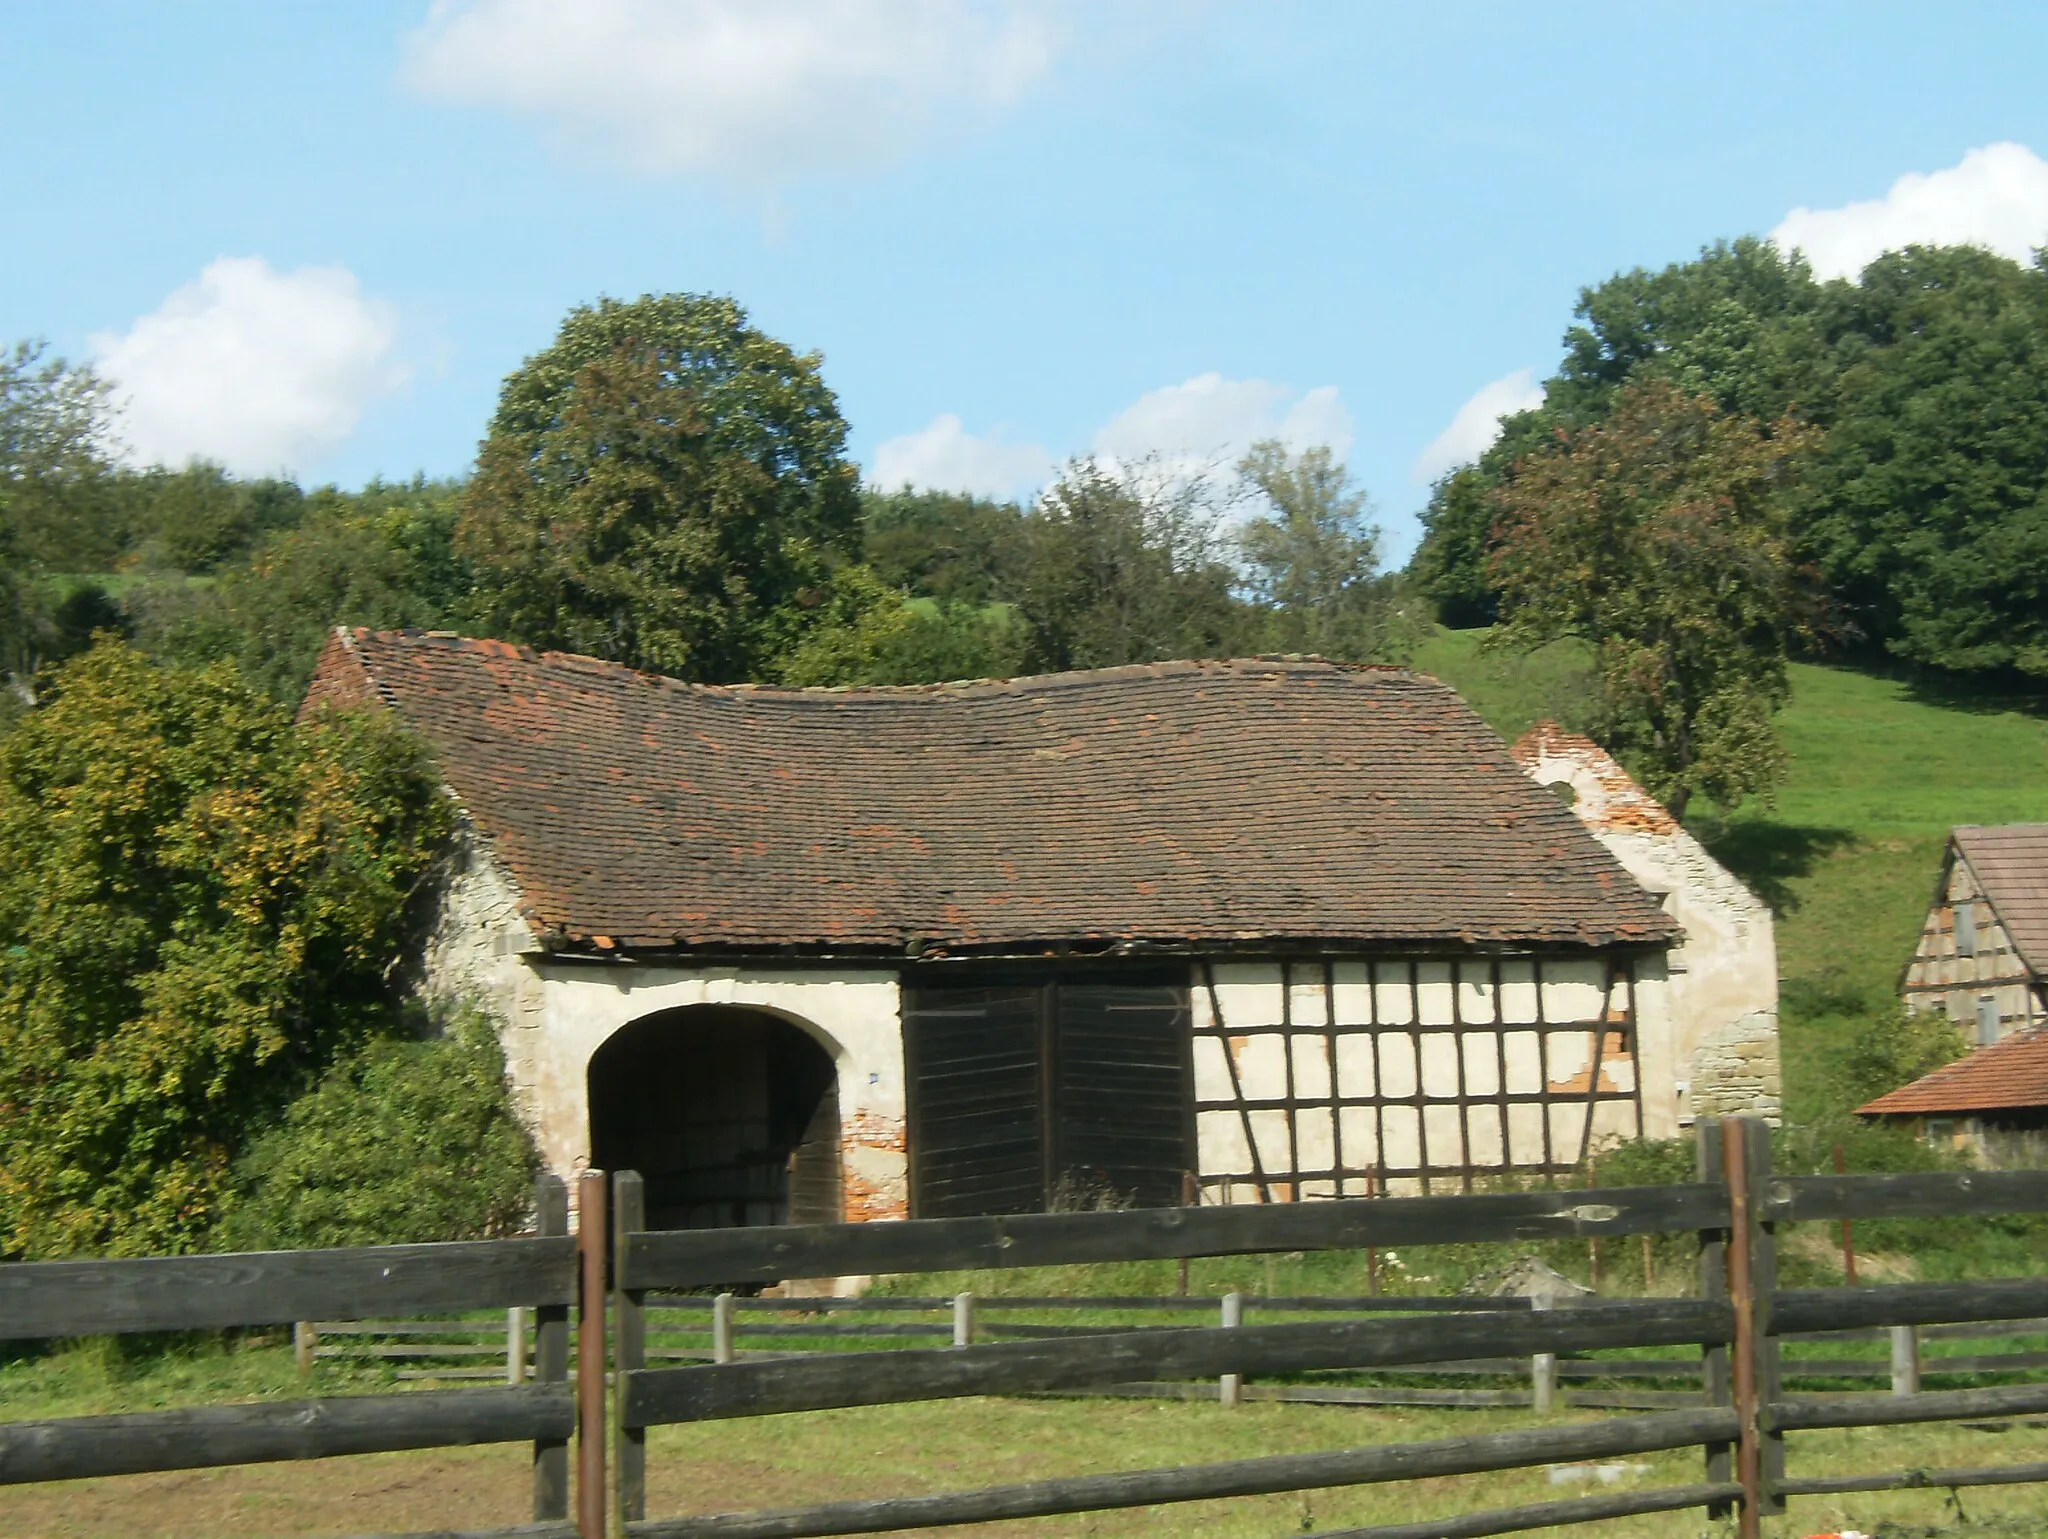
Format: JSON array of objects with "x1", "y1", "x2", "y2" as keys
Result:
[{"x1": 1511, "y1": 723, "x2": 1679, "y2": 837}]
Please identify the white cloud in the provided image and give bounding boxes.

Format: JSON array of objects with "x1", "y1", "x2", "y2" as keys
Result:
[
  {"x1": 868, "y1": 373, "x2": 1355, "y2": 503},
  {"x1": 403, "y1": 0, "x2": 1059, "y2": 183},
  {"x1": 1092, "y1": 372, "x2": 1354, "y2": 479},
  {"x1": 1410, "y1": 366, "x2": 1544, "y2": 484},
  {"x1": 92, "y1": 257, "x2": 404, "y2": 477},
  {"x1": 870, "y1": 413, "x2": 1055, "y2": 500},
  {"x1": 1771, "y1": 142, "x2": 2048, "y2": 282}
]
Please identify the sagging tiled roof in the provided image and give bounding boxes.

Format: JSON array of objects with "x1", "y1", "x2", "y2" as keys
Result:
[
  {"x1": 1955, "y1": 824, "x2": 2048, "y2": 979},
  {"x1": 304, "y1": 628, "x2": 1679, "y2": 957},
  {"x1": 1859, "y1": 1025, "x2": 2048, "y2": 1116}
]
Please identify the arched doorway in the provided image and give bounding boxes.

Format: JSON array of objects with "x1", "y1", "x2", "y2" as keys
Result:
[{"x1": 588, "y1": 1006, "x2": 842, "y2": 1231}]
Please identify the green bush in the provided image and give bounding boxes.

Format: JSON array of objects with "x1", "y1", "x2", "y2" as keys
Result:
[{"x1": 215, "y1": 1014, "x2": 538, "y2": 1252}]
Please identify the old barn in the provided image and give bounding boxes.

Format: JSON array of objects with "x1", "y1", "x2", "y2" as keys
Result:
[{"x1": 305, "y1": 628, "x2": 1777, "y2": 1229}]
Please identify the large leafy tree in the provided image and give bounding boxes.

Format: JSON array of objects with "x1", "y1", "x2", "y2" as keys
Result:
[
  {"x1": 1415, "y1": 237, "x2": 1829, "y2": 627},
  {"x1": 1236, "y1": 440, "x2": 1417, "y2": 662},
  {"x1": 0, "y1": 341, "x2": 118, "y2": 682},
  {"x1": 458, "y1": 294, "x2": 861, "y2": 680},
  {"x1": 0, "y1": 641, "x2": 452, "y2": 1257},
  {"x1": 1006, "y1": 461, "x2": 1246, "y2": 672},
  {"x1": 1801, "y1": 246, "x2": 2048, "y2": 675},
  {"x1": 1488, "y1": 380, "x2": 1820, "y2": 820}
]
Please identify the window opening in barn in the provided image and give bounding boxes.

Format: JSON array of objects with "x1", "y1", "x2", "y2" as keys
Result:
[
  {"x1": 1977, "y1": 994, "x2": 2001, "y2": 1047},
  {"x1": 587, "y1": 1006, "x2": 840, "y2": 1230},
  {"x1": 1955, "y1": 901, "x2": 1978, "y2": 957},
  {"x1": 902, "y1": 971, "x2": 1192, "y2": 1218}
]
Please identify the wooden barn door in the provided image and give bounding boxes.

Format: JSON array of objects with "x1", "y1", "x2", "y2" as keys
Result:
[
  {"x1": 902, "y1": 983, "x2": 1046, "y2": 1218},
  {"x1": 904, "y1": 972, "x2": 1193, "y2": 1218}
]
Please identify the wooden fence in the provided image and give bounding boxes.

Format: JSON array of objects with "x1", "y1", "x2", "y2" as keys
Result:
[
  {"x1": 608, "y1": 1117, "x2": 2048, "y2": 1539},
  {"x1": 5, "y1": 1118, "x2": 2048, "y2": 1539},
  {"x1": 0, "y1": 1172, "x2": 594, "y2": 1539}
]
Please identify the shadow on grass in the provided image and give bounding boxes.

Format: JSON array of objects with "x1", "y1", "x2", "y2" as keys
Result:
[
  {"x1": 1693, "y1": 818, "x2": 1860, "y2": 913},
  {"x1": 1812, "y1": 648, "x2": 2048, "y2": 720}
]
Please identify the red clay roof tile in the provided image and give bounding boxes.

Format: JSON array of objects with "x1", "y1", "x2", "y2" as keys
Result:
[
  {"x1": 1859, "y1": 1024, "x2": 2048, "y2": 1116},
  {"x1": 303, "y1": 628, "x2": 1679, "y2": 956}
]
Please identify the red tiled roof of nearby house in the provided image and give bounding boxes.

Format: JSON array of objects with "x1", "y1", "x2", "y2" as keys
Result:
[
  {"x1": 303, "y1": 628, "x2": 1679, "y2": 957},
  {"x1": 1954, "y1": 823, "x2": 2048, "y2": 978},
  {"x1": 1859, "y1": 1025, "x2": 2048, "y2": 1116}
]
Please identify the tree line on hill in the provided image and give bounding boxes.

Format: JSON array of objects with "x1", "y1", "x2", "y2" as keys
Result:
[
  {"x1": 1416, "y1": 236, "x2": 2048, "y2": 680},
  {"x1": 3, "y1": 239, "x2": 2041, "y2": 1260}
]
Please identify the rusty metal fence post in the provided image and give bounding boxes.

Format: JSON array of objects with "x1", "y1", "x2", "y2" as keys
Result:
[{"x1": 577, "y1": 1169, "x2": 608, "y2": 1539}]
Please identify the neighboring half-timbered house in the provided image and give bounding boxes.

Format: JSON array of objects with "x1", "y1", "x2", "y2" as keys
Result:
[
  {"x1": 304, "y1": 628, "x2": 1769, "y2": 1228},
  {"x1": 1898, "y1": 825, "x2": 2048, "y2": 1046}
]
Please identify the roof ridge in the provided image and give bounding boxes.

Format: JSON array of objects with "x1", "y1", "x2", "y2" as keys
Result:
[{"x1": 347, "y1": 629, "x2": 1433, "y2": 701}]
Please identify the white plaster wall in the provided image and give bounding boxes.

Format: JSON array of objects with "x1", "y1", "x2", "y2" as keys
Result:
[
  {"x1": 416, "y1": 830, "x2": 910, "y2": 1222},
  {"x1": 1517, "y1": 735, "x2": 1781, "y2": 1125},
  {"x1": 526, "y1": 963, "x2": 909, "y2": 1220},
  {"x1": 1192, "y1": 957, "x2": 1664, "y2": 1197}
]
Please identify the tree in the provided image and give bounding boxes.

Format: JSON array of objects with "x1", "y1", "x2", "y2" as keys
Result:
[
  {"x1": 214, "y1": 1014, "x2": 537, "y2": 1251},
  {"x1": 860, "y1": 487, "x2": 1025, "y2": 605},
  {"x1": 1800, "y1": 246, "x2": 2048, "y2": 675},
  {"x1": 458, "y1": 294, "x2": 861, "y2": 680},
  {"x1": 1411, "y1": 467, "x2": 1501, "y2": 628},
  {"x1": 1006, "y1": 460, "x2": 1247, "y2": 672},
  {"x1": 1412, "y1": 238, "x2": 1830, "y2": 628},
  {"x1": 0, "y1": 641, "x2": 452, "y2": 1257},
  {"x1": 0, "y1": 341, "x2": 118, "y2": 684},
  {"x1": 1487, "y1": 380, "x2": 1821, "y2": 820},
  {"x1": 1236, "y1": 440, "x2": 1418, "y2": 661},
  {"x1": 772, "y1": 564, "x2": 1027, "y2": 686},
  {"x1": 139, "y1": 480, "x2": 470, "y2": 703}
]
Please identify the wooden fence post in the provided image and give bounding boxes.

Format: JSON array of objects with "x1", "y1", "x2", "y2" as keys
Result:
[
  {"x1": 1723, "y1": 1115, "x2": 1784, "y2": 1537},
  {"x1": 713, "y1": 1293, "x2": 736, "y2": 1365},
  {"x1": 613, "y1": 1170, "x2": 647, "y2": 1526},
  {"x1": 1834, "y1": 1143, "x2": 1860, "y2": 1285},
  {"x1": 1219, "y1": 1291, "x2": 1244, "y2": 1408},
  {"x1": 506, "y1": 1307, "x2": 526, "y2": 1385},
  {"x1": 1696, "y1": 1118, "x2": 1733, "y2": 1519},
  {"x1": 953, "y1": 1292, "x2": 976, "y2": 1348},
  {"x1": 1891, "y1": 1325, "x2": 1921, "y2": 1397},
  {"x1": 532, "y1": 1173, "x2": 571, "y2": 1523},
  {"x1": 1741, "y1": 1118, "x2": 1784, "y2": 1517},
  {"x1": 293, "y1": 1320, "x2": 316, "y2": 1377},
  {"x1": 1530, "y1": 1296, "x2": 1558, "y2": 1414},
  {"x1": 576, "y1": 1168, "x2": 608, "y2": 1539}
]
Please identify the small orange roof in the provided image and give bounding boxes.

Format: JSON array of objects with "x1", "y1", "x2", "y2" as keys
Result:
[{"x1": 1859, "y1": 1025, "x2": 2048, "y2": 1117}]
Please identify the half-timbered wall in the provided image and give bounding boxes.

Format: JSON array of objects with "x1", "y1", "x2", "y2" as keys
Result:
[
  {"x1": 1901, "y1": 853, "x2": 2044, "y2": 1043},
  {"x1": 1191, "y1": 957, "x2": 1647, "y2": 1199}
]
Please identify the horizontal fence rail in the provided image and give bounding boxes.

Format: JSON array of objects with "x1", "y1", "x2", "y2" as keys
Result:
[
  {"x1": 619, "y1": 1184, "x2": 1729, "y2": 1291},
  {"x1": 622, "y1": 1300, "x2": 1731, "y2": 1425},
  {"x1": 1299, "y1": 1483, "x2": 1748, "y2": 1539},
  {"x1": 1770, "y1": 1171, "x2": 2048, "y2": 1224},
  {"x1": 0, "y1": 1386, "x2": 574, "y2": 1485},
  {"x1": 625, "y1": 1409, "x2": 1738, "y2": 1539},
  {"x1": 1773, "y1": 1279, "x2": 2048, "y2": 1336},
  {"x1": 0, "y1": 1236, "x2": 578, "y2": 1340}
]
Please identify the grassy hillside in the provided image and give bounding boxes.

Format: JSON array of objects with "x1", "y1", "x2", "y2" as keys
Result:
[{"x1": 1414, "y1": 629, "x2": 2048, "y2": 1121}]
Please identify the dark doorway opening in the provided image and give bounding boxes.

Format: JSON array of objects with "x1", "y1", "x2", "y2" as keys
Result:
[{"x1": 588, "y1": 1006, "x2": 841, "y2": 1231}]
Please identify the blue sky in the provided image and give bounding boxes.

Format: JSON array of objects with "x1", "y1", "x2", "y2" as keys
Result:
[{"x1": 6, "y1": 1, "x2": 2048, "y2": 560}]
